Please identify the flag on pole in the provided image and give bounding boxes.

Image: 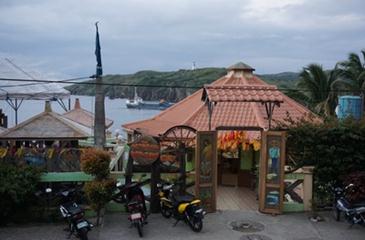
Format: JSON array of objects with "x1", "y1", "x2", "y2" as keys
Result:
[{"x1": 95, "y1": 22, "x2": 103, "y2": 77}]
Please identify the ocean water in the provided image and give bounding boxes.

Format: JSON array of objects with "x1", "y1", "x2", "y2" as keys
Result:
[{"x1": 0, "y1": 95, "x2": 161, "y2": 134}]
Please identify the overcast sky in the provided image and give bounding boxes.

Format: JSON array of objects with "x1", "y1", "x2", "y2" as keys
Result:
[{"x1": 0, "y1": 0, "x2": 364, "y2": 78}]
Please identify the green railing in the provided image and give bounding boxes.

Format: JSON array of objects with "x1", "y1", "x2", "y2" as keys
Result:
[{"x1": 39, "y1": 171, "x2": 126, "y2": 212}]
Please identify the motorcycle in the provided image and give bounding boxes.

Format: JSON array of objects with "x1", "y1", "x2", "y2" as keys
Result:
[
  {"x1": 157, "y1": 179, "x2": 206, "y2": 232},
  {"x1": 113, "y1": 175, "x2": 149, "y2": 237},
  {"x1": 58, "y1": 187, "x2": 93, "y2": 240},
  {"x1": 35, "y1": 186, "x2": 93, "y2": 240},
  {"x1": 333, "y1": 183, "x2": 365, "y2": 226}
]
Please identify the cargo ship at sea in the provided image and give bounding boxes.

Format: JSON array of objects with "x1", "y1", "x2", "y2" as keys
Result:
[{"x1": 125, "y1": 88, "x2": 174, "y2": 110}]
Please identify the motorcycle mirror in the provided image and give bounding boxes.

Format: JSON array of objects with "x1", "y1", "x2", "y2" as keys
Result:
[
  {"x1": 116, "y1": 182, "x2": 122, "y2": 188},
  {"x1": 45, "y1": 188, "x2": 52, "y2": 193}
]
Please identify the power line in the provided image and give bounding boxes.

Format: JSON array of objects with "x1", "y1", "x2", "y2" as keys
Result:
[
  {"x1": 0, "y1": 76, "x2": 363, "y2": 93},
  {"x1": 0, "y1": 77, "x2": 201, "y2": 89}
]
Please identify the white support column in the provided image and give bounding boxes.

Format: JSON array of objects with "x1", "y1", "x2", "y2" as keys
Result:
[{"x1": 302, "y1": 166, "x2": 315, "y2": 211}]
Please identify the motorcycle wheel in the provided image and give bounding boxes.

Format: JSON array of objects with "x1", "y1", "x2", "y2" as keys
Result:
[
  {"x1": 188, "y1": 217, "x2": 203, "y2": 232},
  {"x1": 78, "y1": 228, "x2": 89, "y2": 240},
  {"x1": 136, "y1": 220, "x2": 143, "y2": 238},
  {"x1": 161, "y1": 204, "x2": 172, "y2": 218},
  {"x1": 333, "y1": 204, "x2": 341, "y2": 221}
]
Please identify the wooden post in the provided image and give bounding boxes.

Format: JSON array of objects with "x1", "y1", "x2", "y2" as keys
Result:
[
  {"x1": 302, "y1": 166, "x2": 314, "y2": 211},
  {"x1": 150, "y1": 160, "x2": 161, "y2": 213},
  {"x1": 178, "y1": 143, "x2": 186, "y2": 194},
  {"x1": 94, "y1": 76, "x2": 106, "y2": 149},
  {"x1": 125, "y1": 152, "x2": 133, "y2": 184}
]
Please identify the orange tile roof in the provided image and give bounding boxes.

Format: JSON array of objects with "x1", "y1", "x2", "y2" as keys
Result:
[
  {"x1": 202, "y1": 85, "x2": 283, "y2": 103},
  {"x1": 122, "y1": 63, "x2": 320, "y2": 137}
]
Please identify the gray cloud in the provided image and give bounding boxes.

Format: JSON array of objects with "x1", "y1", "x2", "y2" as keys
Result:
[{"x1": 0, "y1": 0, "x2": 364, "y2": 77}]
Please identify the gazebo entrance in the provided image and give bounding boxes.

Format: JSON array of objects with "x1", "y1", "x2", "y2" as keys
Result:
[
  {"x1": 194, "y1": 129, "x2": 286, "y2": 213},
  {"x1": 216, "y1": 129, "x2": 260, "y2": 211}
]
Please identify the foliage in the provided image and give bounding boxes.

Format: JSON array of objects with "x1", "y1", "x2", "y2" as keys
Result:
[
  {"x1": 0, "y1": 162, "x2": 41, "y2": 225},
  {"x1": 343, "y1": 171, "x2": 365, "y2": 203},
  {"x1": 83, "y1": 178, "x2": 116, "y2": 214},
  {"x1": 81, "y1": 148, "x2": 111, "y2": 180},
  {"x1": 281, "y1": 117, "x2": 365, "y2": 206},
  {"x1": 81, "y1": 148, "x2": 115, "y2": 225},
  {"x1": 336, "y1": 50, "x2": 365, "y2": 94},
  {"x1": 66, "y1": 68, "x2": 299, "y2": 101},
  {"x1": 297, "y1": 64, "x2": 340, "y2": 117}
]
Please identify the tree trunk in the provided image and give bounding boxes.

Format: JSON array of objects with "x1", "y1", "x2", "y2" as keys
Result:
[
  {"x1": 96, "y1": 208, "x2": 101, "y2": 226},
  {"x1": 94, "y1": 77, "x2": 105, "y2": 148}
]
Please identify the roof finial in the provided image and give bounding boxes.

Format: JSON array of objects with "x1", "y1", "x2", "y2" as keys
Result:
[
  {"x1": 228, "y1": 62, "x2": 255, "y2": 72},
  {"x1": 74, "y1": 98, "x2": 81, "y2": 109},
  {"x1": 45, "y1": 101, "x2": 52, "y2": 112}
]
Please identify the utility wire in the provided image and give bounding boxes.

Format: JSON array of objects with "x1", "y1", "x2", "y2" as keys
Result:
[{"x1": 0, "y1": 76, "x2": 363, "y2": 93}]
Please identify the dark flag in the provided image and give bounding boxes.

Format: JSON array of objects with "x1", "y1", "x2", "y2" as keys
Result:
[{"x1": 95, "y1": 22, "x2": 102, "y2": 77}]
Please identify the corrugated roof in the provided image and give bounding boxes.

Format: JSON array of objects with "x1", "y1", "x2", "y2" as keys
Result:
[
  {"x1": 122, "y1": 63, "x2": 320, "y2": 136},
  {"x1": 62, "y1": 98, "x2": 113, "y2": 129},
  {"x1": 0, "y1": 102, "x2": 89, "y2": 140}
]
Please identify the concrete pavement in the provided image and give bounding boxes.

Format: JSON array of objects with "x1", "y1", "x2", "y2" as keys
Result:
[{"x1": 0, "y1": 210, "x2": 364, "y2": 240}]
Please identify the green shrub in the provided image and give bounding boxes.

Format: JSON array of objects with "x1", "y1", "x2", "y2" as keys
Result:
[
  {"x1": 0, "y1": 162, "x2": 41, "y2": 225},
  {"x1": 84, "y1": 179, "x2": 116, "y2": 213},
  {"x1": 80, "y1": 148, "x2": 115, "y2": 225},
  {"x1": 81, "y1": 148, "x2": 111, "y2": 180},
  {"x1": 280, "y1": 117, "x2": 365, "y2": 206},
  {"x1": 343, "y1": 171, "x2": 365, "y2": 203}
]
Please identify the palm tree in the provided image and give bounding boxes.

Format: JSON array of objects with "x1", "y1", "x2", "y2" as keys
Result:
[
  {"x1": 297, "y1": 64, "x2": 340, "y2": 116},
  {"x1": 335, "y1": 50, "x2": 365, "y2": 94}
]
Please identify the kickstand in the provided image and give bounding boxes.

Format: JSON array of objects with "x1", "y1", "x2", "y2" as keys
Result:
[{"x1": 173, "y1": 220, "x2": 179, "y2": 227}]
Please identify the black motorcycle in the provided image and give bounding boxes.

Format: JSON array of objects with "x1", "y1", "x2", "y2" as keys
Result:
[
  {"x1": 333, "y1": 183, "x2": 365, "y2": 226},
  {"x1": 113, "y1": 176, "x2": 149, "y2": 237},
  {"x1": 57, "y1": 188, "x2": 93, "y2": 240}
]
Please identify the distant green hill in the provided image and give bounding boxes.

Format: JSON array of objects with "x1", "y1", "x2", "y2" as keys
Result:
[{"x1": 66, "y1": 68, "x2": 299, "y2": 102}]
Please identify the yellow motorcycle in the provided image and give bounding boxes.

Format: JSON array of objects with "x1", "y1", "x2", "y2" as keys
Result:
[{"x1": 157, "y1": 180, "x2": 205, "y2": 232}]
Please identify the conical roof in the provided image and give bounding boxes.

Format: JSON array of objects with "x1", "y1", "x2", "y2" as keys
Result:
[
  {"x1": 62, "y1": 98, "x2": 113, "y2": 129},
  {"x1": 122, "y1": 63, "x2": 320, "y2": 137},
  {"x1": 0, "y1": 101, "x2": 89, "y2": 140},
  {"x1": 227, "y1": 62, "x2": 255, "y2": 71}
]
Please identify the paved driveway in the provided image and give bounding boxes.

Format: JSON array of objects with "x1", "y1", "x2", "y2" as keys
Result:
[{"x1": 0, "y1": 210, "x2": 364, "y2": 240}]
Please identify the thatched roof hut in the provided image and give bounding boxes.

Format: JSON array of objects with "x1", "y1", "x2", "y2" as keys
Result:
[{"x1": 0, "y1": 101, "x2": 89, "y2": 140}]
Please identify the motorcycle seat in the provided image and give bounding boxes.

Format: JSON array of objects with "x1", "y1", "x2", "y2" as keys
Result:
[
  {"x1": 128, "y1": 200, "x2": 142, "y2": 207},
  {"x1": 174, "y1": 195, "x2": 195, "y2": 204},
  {"x1": 64, "y1": 205, "x2": 84, "y2": 216}
]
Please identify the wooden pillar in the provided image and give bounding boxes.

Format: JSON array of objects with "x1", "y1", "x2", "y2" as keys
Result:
[
  {"x1": 150, "y1": 160, "x2": 161, "y2": 213},
  {"x1": 302, "y1": 166, "x2": 314, "y2": 211},
  {"x1": 178, "y1": 143, "x2": 186, "y2": 194},
  {"x1": 125, "y1": 152, "x2": 133, "y2": 184}
]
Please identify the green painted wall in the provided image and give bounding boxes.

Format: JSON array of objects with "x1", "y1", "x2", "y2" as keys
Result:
[{"x1": 240, "y1": 148, "x2": 260, "y2": 170}]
